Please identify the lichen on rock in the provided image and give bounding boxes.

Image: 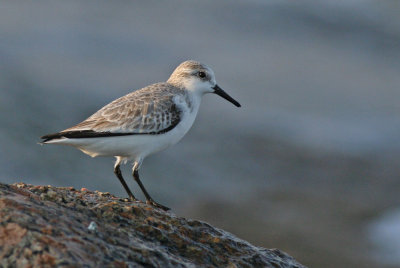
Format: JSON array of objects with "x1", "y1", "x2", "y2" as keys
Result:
[{"x1": 0, "y1": 182, "x2": 306, "y2": 267}]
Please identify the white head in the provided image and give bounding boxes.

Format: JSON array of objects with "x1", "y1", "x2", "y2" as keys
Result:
[{"x1": 167, "y1": 60, "x2": 241, "y2": 107}]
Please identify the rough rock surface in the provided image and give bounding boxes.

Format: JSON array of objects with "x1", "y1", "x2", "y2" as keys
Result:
[{"x1": 0, "y1": 183, "x2": 306, "y2": 268}]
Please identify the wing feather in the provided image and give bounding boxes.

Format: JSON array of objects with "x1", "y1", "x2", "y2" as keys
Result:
[{"x1": 46, "y1": 83, "x2": 184, "y2": 139}]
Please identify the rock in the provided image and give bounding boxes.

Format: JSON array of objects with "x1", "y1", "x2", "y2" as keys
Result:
[{"x1": 0, "y1": 183, "x2": 306, "y2": 268}]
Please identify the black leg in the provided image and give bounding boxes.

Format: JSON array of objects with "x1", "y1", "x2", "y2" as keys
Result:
[
  {"x1": 114, "y1": 164, "x2": 136, "y2": 201},
  {"x1": 132, "y1": 169, "x2": 170, "y2": 211}
]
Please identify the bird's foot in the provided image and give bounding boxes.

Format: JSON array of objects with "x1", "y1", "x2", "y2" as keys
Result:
[
  {"x1": 146, "y1": 199, "x2": 170, "y2": 211},
  {"x1": 128, "y1": 196, "x2": 139, "y2": 202}
]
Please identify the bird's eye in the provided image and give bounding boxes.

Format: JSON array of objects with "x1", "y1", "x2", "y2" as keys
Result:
[{"x1": 198, "y1": 71, "x2": 206, "y2": 78}]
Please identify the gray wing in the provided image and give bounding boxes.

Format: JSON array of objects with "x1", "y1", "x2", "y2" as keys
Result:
[{"x1": 61, "y1": 83, "x2": 183, "y2": 135}]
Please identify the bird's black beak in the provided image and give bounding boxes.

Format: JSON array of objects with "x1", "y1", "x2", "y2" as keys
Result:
[{"x1": 212, "y1": 85, "x2": 241, "y2": 107}]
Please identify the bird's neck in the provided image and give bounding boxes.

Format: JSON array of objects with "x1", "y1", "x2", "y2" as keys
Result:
[{"x1": 184, "y1": 90, "x2": 203, "y2": 114}]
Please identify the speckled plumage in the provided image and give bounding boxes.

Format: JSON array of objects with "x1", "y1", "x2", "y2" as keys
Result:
[{"x1": 63, "y1": 83, "x2": 185, "y2": 134}]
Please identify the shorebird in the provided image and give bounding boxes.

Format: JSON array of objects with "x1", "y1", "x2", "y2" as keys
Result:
[{"x1": 40, "y1": 60, "x2": 241, "y2": 210}]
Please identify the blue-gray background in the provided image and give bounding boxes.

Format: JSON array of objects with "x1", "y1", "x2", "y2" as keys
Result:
[{"x1": 1, "y1": 1, "x2": 400, "y2": 267}]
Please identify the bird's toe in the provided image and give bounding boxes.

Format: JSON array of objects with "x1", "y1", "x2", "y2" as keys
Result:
[{"x1": 146, "y1": 200, "x2": 170, "y2": 211}]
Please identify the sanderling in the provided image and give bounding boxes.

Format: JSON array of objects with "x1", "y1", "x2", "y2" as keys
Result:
[{"x1": 40, "y1": 60, "x2": 241, "y2": 210}]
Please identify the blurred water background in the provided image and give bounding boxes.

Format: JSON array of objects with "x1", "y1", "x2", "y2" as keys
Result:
[{"x1": 1, "y1": 1, "x2": 400, "y2": 267}]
